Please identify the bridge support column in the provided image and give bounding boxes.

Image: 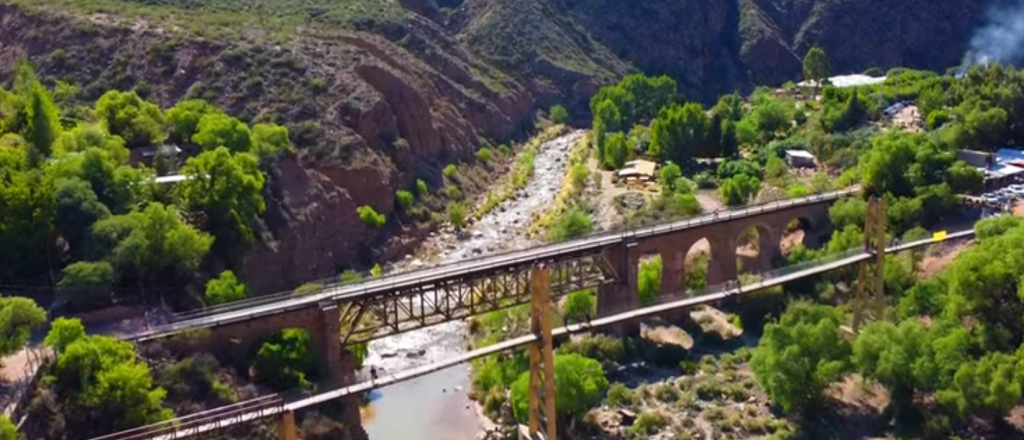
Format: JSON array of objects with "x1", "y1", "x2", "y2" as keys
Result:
[
  {"x1": 707, "y1": 236, "x2": 738, "y2": 287},
  {"x1": 527, "y1": 268, "x2": 557, "y2": 440},
  {"x1": 279, "y1": 410, "x2": 298, "y2": 440},
  {"x1": 660, "y1": 249, "x2": 688, "y2": 322},
  {"x1": 311, "y1": 303, "x2": 367, "y2": 440}
]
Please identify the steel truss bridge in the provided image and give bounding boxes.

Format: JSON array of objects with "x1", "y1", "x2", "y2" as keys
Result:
[
  {"x1": 133, "y1": 188, "x2": 859, "y2": 344},
  {"x1": 94, "y1": 228, "x2": 975, "y2": 440}
]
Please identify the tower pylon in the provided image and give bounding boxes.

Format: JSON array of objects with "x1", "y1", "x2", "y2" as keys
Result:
[
  {"x1": 851, "y1": 196, "x2": 887, "y2": 334},
  {"x1": 526, "y1": 267, "x2": 556, "y2": 440}
]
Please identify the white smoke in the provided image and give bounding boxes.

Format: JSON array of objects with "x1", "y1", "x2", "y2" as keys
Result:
[{"x1": 963, "y1": 0, "x2": 1024, "y2": 68}]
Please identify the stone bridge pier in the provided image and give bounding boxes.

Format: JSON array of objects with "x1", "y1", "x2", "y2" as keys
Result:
[{"x1": 594, "y1": 201, "x2": 830, "y2": 331}]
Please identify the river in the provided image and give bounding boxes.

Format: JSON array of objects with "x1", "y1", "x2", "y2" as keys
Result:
[{"x1": 361, "y1": 130, "x2": 584, "y2": 440}]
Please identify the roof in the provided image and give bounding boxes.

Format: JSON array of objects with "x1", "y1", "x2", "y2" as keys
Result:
[
  {"x1": 618, "y1": 159, "x2": 657, "y2": 178},
  {"x1": 797, "y1": 74, "x2": 887, "y2": 89},
  {"x1": 154, "y1": 174, "x2": 192, "y2": 184},
  {"x1": 785, "y1": 149, "x2": 815, "y2": 159}
]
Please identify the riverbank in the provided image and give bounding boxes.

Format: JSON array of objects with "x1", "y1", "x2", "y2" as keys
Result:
[{"x1": 361, "y1": 130, "x2": 585, "y2": 440}]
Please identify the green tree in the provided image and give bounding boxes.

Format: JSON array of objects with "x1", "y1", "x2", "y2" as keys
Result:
[
  {"x1": 720, "y1": 173, "x2": 761, "y2": 206},
  {"x1": 358, "y1": 206, "x2": 386, "y2": 228},
  {"x1": 658, "y1": 162, "x2": 682, "y2": 192},
  {"x1": 22, "y1": 76, "x2": 62, "y2": 163},
  {"x1": 93, "y1": 90, "x2": 166, "y2": 148},
  {"x1": 52, "y1": 124, "x2": 129, "y2": 164},
  {"x1": 191, "y1": 114, "x2": 253, "y2": 153},
  {"x1": 57, "y1": 261, "x2": 116, "y2": 312},
  {"x1": 476, "y1": 147, "x2": 493, "y2": 163},
  {"x1": 750, "y1": 302, "x2": 850, "y2": 416},
  {"x1": 252, "y1": 328, "x2": 316, "y2": 390},
  {"x1": 0, "y1": 295, "x2": 46, "y2": 356},
  {"x1": 54, "y1": 178, "x2": 111, "y2": 254},
  {"x1": 416, "y1": 179, "x2": 428, "y2": 196},
  {"x1": 447, "y1": 202, "x2": 467, "y2": 230},
  {"x1": 550, "y1": 105, "x2": 569, "y2": 124},
  {"x1": 938, "y1": 352, "x2": 1022, "y2": 421},
  {"x1": 204, "y1": 270, "x2": 249, "y2": 305},
  {"x1": 511, "y1": 353, "x2": 608, "y2": 422},
  {"x1": 251, "y1": 123, "x2": 292, "y2": 165},
  {"x1": 92, "y1": 203, "x2": 213, "y2": 288},
  {"x1": 44, "y1": 317, "x2": 86, "y2": 355},
  {"x1": 165, "y1": 99, "x2": 223, "y2": 143},
  {"x1": 637, "y1": 256, "x2": 662, "y2": 306},
  {"x1": 178, "y1": 147, "x2": 266, "y2": 254},
  {"x1": 395, "y1": 190, "x2": 414, "y2": 211},
  {"x1": 53, "y1": 334, "x2": 172, "y2": 433},
  {"x1": 602, "y1": 132, "x2": 628, "y2": 170},
  {"x1": 803, "y1": 46, "x2": 831, "y2": 93},
  {"x1": 443, "y1": 164, "x2": 458, "y2": 179},
  {"x1": 371, "y1": 264, "x2": 382, "y2": 277},
  {"x1": 563, "y1": 290, "x2": 596, "y2": 322}
]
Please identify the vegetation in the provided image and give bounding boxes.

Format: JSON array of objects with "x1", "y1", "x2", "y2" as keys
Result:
[
  {"x1": 510, "y1": 353, "x2": 608, "y2": 422},
  {"x1": 203, "y1": 270, "x2": 248, "y2": 305},
  {"x1": 251, "y1": 328, "x2": 316, "y2": 390},
  {"x1": 447, "y1": 202, "x2": 467, "y2": 230},
  {"x1": 395, "y1": 190, "x2": 414, "y2": 211},
  {"x1": 357, "y1": 205, "x2": 386, "y2": 228},
  {"x1": 550, "y1": 105, "x2": 569, "y2": 124}
]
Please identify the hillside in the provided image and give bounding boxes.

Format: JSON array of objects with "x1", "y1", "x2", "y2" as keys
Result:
[{"x1": 0, "y1": 0, "x2": 986, "y2": 294}]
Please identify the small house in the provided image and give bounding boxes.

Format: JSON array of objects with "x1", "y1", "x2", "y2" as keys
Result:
[
  {"x1": 784, "y1": 149, "x2": 816, "y2": 168},
  {"x1": 616, "y1": 159, "x2": 658, "y2": 182}
]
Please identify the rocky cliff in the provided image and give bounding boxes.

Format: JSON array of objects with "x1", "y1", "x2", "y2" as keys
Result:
[{"x1": 0, "y1": 0, "x2": 987, "y2": 294}]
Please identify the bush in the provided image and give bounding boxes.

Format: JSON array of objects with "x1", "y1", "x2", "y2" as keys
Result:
[
  {"x1": 548, "y1": 209, "x2": 593, "y2": 241},
  {"x1": 571, "y1": 163, "x2": 590, "y2": 190},
  {"x1": 557, "y1": 334, "x2": 625, "y2": 371},
  {"x1": 357, "y1": 205, "x2": 386, "y2": 228},
  {"x1": 293, "y1": 283, "x2": 323, "y2": 296},
  {"x1": 416, "y1": 179, "x2": 428, "y2": 196},
  {"x1": 395, "y1": 190, "x2": 414, "y2": 210},
  {"x1": 445, "y1": 185, "x2": 463, "y2": 200},
  {"x1": 447, "y1": 202, "x2": 467, "y2": 230},
  {"x1": 606, "y1": 383, "x2": 637, "y2": 408},
  {"x1": 251, "y1": 329, "x2": 316, "y2": 390},
  {"x1": 550, "y1": 105, "x2": 569, "y2": 124},
  {"x1": 562, "y1": 290, "x2": 596, "y2": 323},
  {"x1": 443, "y1": 164, "x2": 458, "y2": 179},
  {"x1": 476, "y1": 148, "x2": 493, "y2": 163},
  {"x1": 57, "y1": 261, "x2": 115, "y2": 312},
  {"x1": 204, "y1": 270, "x2": 249, "y2": 306},
  {"x1": 633, "y1": 411, "x2": 668, "y2": 435}
]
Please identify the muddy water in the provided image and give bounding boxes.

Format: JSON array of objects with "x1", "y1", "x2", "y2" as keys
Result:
[{"x1": 361, "y1": 130, "x2": 584, "y2": 440}]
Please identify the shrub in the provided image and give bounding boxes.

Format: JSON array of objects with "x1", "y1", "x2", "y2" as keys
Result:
[
  {"x1": 251, "y1": 329, "x2": 315, "y2": 390},
  {"x1": 562, "y1": 290, "x2": 596, "y2": 323},
  {"x1": 548, "y1": 209, "x2": 593, "y2": 241},
  {"x1": 550, "y1": 105, "x2": 569, "y2": 124},
  {"x1": 416, "y1": 179, "x2": 428, "y2": 196},
  {"x1": 204, "y1": 270, "x2": 249, "y2": 305},
  {"x1": 443, "y1": 164, "x2": 458, "y2": 179},
  {"x1": 476, "y1": 148, "x2": 493, "y2": 163},
  {"x1": 606, "y1": 383, "x2": 637, "y2": 408},
  {"x1": 571, "y1": 163, "x2": 590, "y2": 190},
  {"x1": 447, "y1": 202, "x2": 467, "y2": 230},
  {"x1": 357, "y1": 205, "x2": 386, "y2": 228},
  {"x1": 445, "y1": 185, "x2": 463, "y2": 200},
  {"x1": 293, "y1": 283, "x2": 323, "y2": 296},
  {"x1": 395, "y1": 190, "x2": 414, "y2": 210},
  {"x1": 633, "y1": 411, "x2": 668, "y2": 435}
]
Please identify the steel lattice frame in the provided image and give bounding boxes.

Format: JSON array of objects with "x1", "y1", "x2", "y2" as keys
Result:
[
  {"x1": 337, "y1": 253, "x2": 617, "y2": 344},
  {"x1": 851, "y1": 196, "x2": 887, "y2": 334}
]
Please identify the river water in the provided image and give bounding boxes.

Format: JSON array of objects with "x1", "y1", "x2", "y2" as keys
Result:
[{"x1": 361, "y1": 130, "x2": 584, "y2": 440}]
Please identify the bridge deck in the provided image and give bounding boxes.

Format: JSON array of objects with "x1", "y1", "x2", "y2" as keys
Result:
[
  {"x1": 124, "y1": 227, "x2": 972, "y2": 440},
  {"x1": 134, "y1": 188, "x2": 858, "y2": 342}
]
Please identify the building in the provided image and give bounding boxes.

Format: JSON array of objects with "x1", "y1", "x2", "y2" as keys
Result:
[
  {"x1": 129, "y1": 144, "x2": 182, "y2": 166},
  {"x1": 616, "y1": 159, "x2": 658, "y2": 182},
  {"x1": 958, "y1": 148, "x2": 1024, "y2": 191},
  {"x1": 797, "y1": 74, "x2": 887, "y2": 89},
  {"x1": 784, "y1": 149, "x2": 816, "y2": 168}
]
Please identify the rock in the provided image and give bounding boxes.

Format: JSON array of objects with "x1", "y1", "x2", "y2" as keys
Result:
[
  {"x1": 617, "y1": 409, "x2": 637, "y2": 425},
  {"x1": 381, "y1": 351, "x2": 399, "y2": 358},
  {"x1": 405, "y1": 349, "x2": 426, "y2": 358}
]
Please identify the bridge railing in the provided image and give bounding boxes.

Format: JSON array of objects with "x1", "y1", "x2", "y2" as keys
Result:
[
  {"x1": 86, "y1": 394, "x2": 283, "y2": 440},
  {"x1": 164, "y1": 187, "x2": 858, "y2": 325},
  {"x1": 100, "y1": 230, "x2": 983, "y2": 440}
]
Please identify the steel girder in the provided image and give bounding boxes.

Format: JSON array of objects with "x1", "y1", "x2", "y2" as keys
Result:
[{"x1": 337, "y1": 253, "x2": 617, "y2": 344}]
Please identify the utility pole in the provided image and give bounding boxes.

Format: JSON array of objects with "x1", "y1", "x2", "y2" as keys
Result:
[
  {"x1": 526, "y1": 267, "x2": 556, "y2": 440},
  {"x1": 851, "y1": 196, "x2": 887, "y2": 334}
]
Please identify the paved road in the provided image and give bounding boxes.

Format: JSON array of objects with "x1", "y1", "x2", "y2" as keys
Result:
[
  {"x1": 133, "y1": 188, "x2": 859, "y2": 342},
  {"x1": 123, "y1": 227, "x2": 973, "y2": 440}
]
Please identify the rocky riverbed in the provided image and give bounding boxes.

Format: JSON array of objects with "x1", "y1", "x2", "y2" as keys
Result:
[{"x1": 361, "y1": 130, "x2": 585, "y2": 440}]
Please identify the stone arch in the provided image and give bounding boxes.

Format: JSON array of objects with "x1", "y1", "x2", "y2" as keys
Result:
[
  {"x1": 735, "y1": 223, "x2": 780, "y2": 275},
  {"x1": 781, "y1": 215, "x2": 822, "y2": 255},
  {"x1": 681, "y1": 239, "x2": 712, "y2": 295},
  {"x1": 635, "y1": 251, "x2": 663, "y2": 307}
]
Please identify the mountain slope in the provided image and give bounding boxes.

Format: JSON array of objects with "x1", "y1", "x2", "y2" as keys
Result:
[{"x1": 0, "y1": 0, "x2": 987, "y2": 294}]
